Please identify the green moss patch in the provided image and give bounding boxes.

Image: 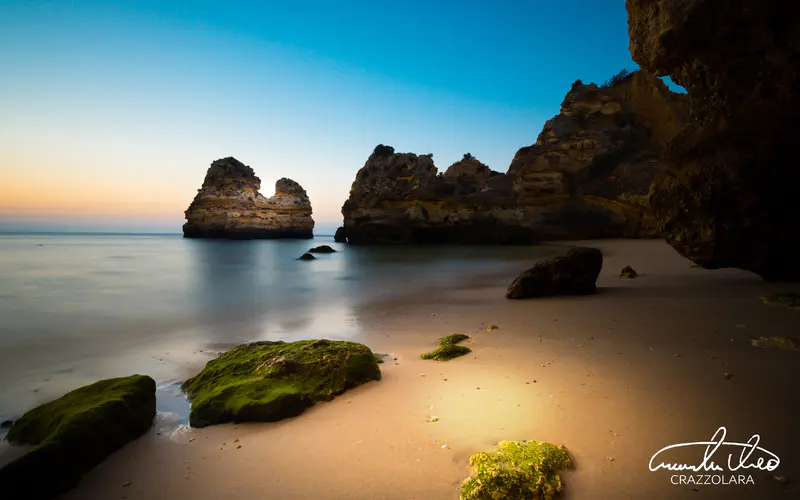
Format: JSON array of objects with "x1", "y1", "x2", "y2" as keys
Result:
[
  {"x1": 760, "y1": 293, "x2": 800, "y2": 311},
  {"x1": 750, "y1": 336, "x2": 800, "y2": 352},
  {"x1": 438, "y1": 334, "x2": 470, "y2": 345},
  {"x1": 420, "y1": 344, "x2": 471, "y2": 361},
  {"x1": 181, "y1": 339, "x2": 381, "y2": 428},
  {"x1": 0, "y1": 375, "x2": 156, "y2": 499},
  {"x1": 460, "y1": 440, "x2": 572, "y2": 500}
]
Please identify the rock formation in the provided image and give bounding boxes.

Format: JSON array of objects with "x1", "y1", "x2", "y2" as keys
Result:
[
  {"x1": 506, "y1": 70, "x2": 687, "y2": 239},
  {"x1": 183, "y1": 157, "x2": 314, "y2": 239},
  {"x1": 340, "y1": 72, "x2": 687, "y2": 243},
  {"x1": 505, "y1": 247, "x2": 603, "y2": 299},
  {"x1": 341, "y1": 148, "x2": 533, "y2": 244},
  {"x1": 0, "y1": 375, "x2": 156, "y2": 499},
  {"x1": 181, "y1": 340, "x2": 381, "y2": 427},
  {"x1": 627, "y1": 0, "x2": 800, "y2": 280}
]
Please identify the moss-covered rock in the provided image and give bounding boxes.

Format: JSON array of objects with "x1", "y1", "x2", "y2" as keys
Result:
[
  {"x1": 760, "y1": 293, "x2": 800, "y2": 311},
  {"x1": 420, "y1": 344, "x2": 472, "y2": 361},
  {"x1": 506, "y1": 247, "x2": 603, "y2": 299},
  {"x1": 0, "y1": 375, "x2": 156, "y2": 500},
  {"x1": 439, "y1": 334, "x2": 470, "y2": 345},
  {"x1": 181, "y1": 340, "x2": 381, "y2": 428},
  {"x1": 750, "y1": 336, "x2": 800, "y2": 352},
  {"x1": 619, "y1": 265, "x2": 638, "y2": 278},
  {"x1": 460, "y1": 440, "x2": 572, "y2": 500}
]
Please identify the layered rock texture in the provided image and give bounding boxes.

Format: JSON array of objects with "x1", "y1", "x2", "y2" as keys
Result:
[
  {"x1": 341, "y1": 72, "x2": 687, "y2": 244},
  {"x1": 627, "y1": 0, "x2": 800, "y2": 280},
  {"x1": 508, "y1": 71, "x2": 688, "y2": 239},
  {"x1": 183, "y1": 157, "x2": 314, "y2": 239},
  {"x1": 341, "y1": 149, "x2": 530, "y2": 244}
]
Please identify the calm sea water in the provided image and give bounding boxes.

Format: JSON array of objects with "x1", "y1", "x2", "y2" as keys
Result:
[{"x1": 0, "y1": 233, "x2": 559, "y2": 428}]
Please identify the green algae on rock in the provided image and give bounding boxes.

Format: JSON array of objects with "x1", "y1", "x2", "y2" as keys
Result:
[
  {"x1": 460, "y1": 440, "x2": 572, "y2": 500},
  {"x1": 420, "y1": 344, "x2": 471, "y2": 361},
  {"x1": 0, "y1": 375, "x2": 156, "y2": 500},
  {"x1": 181, "y1": 340, "x2": 381, "y2": 428},
  {"x1": 760, "y1": 293, "x2": 800, "y2": 311},
  {"x1": 619, "y1": 265, "x2": 638, "y2": 279},
  {"x1": 438, "y1": 333, "x2": 470, "y2": 345},
  {"x1": 750, "y1": 336, "x2": 800, "y2": 352}
]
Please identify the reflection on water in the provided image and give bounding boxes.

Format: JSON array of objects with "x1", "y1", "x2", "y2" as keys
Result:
[{"x1": 0, "y1": 233, "x2": 560, "y2": 423}]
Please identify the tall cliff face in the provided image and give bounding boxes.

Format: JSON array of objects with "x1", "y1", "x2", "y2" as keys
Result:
[
  {"x1": 507, "y1": 71, "x2": 688, "y2": 239},
  {"x1": 341, "y1": 71, "x2": 687, "y2": 244},
  {"x1": 341, "y1": 150, "x2": 532, "y2": 244},
  {"x1": 627, "y1": 0, "x2": 800, "y2": 281},
  {"x1": 183, "y1": 157, "x2": 314, "y2": 239}
]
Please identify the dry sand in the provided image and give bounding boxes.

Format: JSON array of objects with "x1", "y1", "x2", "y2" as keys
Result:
[{"x1": 61, "y1": 240, "x2": 800, "y2": 500}]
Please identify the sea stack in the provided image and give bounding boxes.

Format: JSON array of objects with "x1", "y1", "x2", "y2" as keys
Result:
[
  {"x1": 183, "y1": 157, "x2": 314, "y2": 239},
  {"x1": 627, "y1": 0, "x2": 800, "y2": 280}
]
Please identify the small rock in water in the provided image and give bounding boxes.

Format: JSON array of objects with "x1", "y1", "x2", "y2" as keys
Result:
[
  {"x1": 0, "y1": 420, "x2": 13, "y2": 428},
  {"x1": 297, "y1": 253, "x2": 316, "y2": 261}
]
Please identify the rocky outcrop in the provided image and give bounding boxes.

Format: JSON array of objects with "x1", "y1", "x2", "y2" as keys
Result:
[
  {"x1": 0, "y1": 375, "x2": 156, "y2": 500},
  {"x1": 505, "y1": 247, "x2": 603, "y2": 299},
  {"x1": 183, "y1": 157, "x2": 314, "y2": 239},
  {"x1": 506, "y1": 71, "x2": 688, "y2": 239},
  {"x1": 334, "y1": 226, "x2": 347, "y2": 243},
  {"x1": 341, "y1": 73, "x2": 687, "y2": 243},
  {"x1": 341, "y1": 149, "x2": 533, "y2": 244},
  {"x1": 627, "y1": 0, "x2": 800, "y2": 280},
  {"x1": 181, "y1": 340, "x2": 381, "y2": 428}
]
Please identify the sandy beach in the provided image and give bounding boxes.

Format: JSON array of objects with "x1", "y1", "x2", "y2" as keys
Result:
[{"x1": 55, "y1": 239, "x2": 800, "y2": 500}]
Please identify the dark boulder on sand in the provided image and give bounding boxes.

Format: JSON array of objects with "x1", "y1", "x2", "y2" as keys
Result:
[
  {"x1": 506, "y1": 247, "x2": 603, "y2": 299},
  {"x1": 0, "y1": 375, "x2": 156, "y2": 500},
  {"x1": 181, "y1": 339, "x2": 382, "y2": 428},
  {"x1": 619, "y1": 265, "x2": 638, "y2": 279},
  {"x1": 308, "y1": 245, "x2": 336, "y2": 254}
]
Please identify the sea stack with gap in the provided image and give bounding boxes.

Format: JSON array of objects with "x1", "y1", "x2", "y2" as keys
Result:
[{"x1": 183, "y1": 157, "x2": 314, "y2": 239}]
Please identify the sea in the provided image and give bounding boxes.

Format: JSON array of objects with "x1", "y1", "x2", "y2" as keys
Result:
[{"x1": 0, "y1": 232, "x2": 563, "y2": 442}]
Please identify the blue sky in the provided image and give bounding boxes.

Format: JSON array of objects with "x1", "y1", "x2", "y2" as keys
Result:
[{"x1": 0, "y1": 0, "x2": 682, "y2": 234}]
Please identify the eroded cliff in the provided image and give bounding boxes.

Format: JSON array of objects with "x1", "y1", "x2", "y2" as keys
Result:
[
  {"x1": 627, "y1": 0, "x2": 800, "y2": 280},
  {"x1": 340, "y1": 71, "x2": 687, "y2": 243}
]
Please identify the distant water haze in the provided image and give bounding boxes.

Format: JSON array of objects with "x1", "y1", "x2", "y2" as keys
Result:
[{"x1": 0, "y1": 233, "x2": 564, "y2": 424}]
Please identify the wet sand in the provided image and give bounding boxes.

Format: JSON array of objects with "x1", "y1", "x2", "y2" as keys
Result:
[{"x1": 60, "y1": 240, "x2": 800, "y2": 499}]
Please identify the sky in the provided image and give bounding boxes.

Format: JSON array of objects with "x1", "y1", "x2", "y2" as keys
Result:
[{"x1": 0, "y1": 0, "x2": 684, "y2": 234}]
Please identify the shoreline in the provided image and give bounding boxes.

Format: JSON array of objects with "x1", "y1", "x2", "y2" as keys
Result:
[
  {"x1": 2, "y1": 239, "x2": 799, "y2": 498},
  {"x1": 32, "y1": 239, "x2": 797, "y2": 499}
]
